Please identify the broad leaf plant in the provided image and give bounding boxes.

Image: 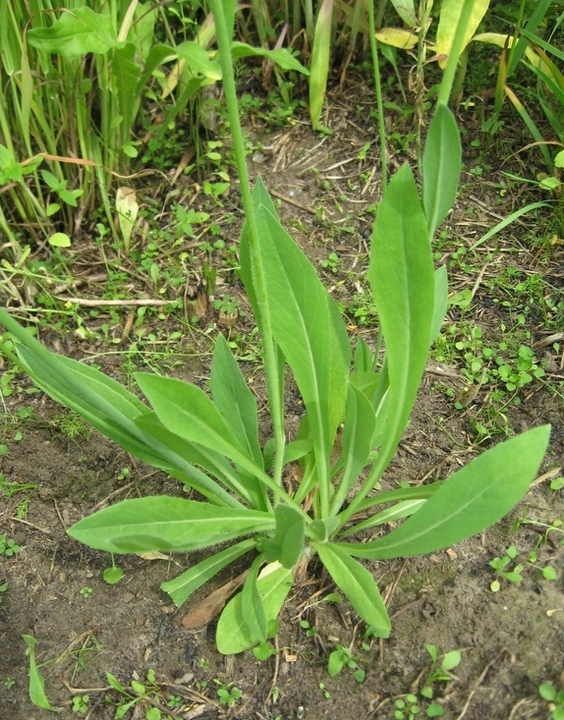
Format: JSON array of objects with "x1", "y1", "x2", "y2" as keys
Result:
[{"x1": 0, "y1": 0, "x2": 550, "y2": 654}]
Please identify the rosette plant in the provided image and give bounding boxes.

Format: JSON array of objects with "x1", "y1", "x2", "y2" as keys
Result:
[{"x1": 0, "y1": 0, "x2": 549, "y2": 654}]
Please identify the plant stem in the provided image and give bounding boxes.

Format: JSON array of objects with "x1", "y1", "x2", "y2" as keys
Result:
[
  {"x1": 438, "y1": 0, "x2": 476, "y2": 107},
  {"x1": 367, "y1": 0, "x2": 387, "y2": 187},
  {"x1": 209, "y1": 0, "x2": 286, "y2": 493}
]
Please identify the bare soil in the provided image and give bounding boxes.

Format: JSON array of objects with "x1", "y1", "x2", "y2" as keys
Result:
[{"x1": 1, "y1": 74, "x2": 563, "y2": 720}]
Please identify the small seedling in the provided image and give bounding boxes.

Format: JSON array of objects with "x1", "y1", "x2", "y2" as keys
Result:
[
  {"x1": 0, "y1": 581, "x2": 8, "y2": 604},
  {"x1": 0, "y1": 535, "x2": 21, "y2": 557},
  {"x1": 106, "y1": 669, "x2": 175, "y2": 719},
  {"x1": 79, "y1": 586, "x2": 93, "y2": 598},
  {"x1": 327, "y1": 645, "x2": 365, "y2": 682},
  {"x1": 319, "y1": 682, "x2": 331, "y2": 699},
  {"x1": 488, "y1": 545, "x2": 523, "y2": 591},
  {"x1": 4, "y1": 676, "x2": 15, "y2": 689},
  {"x1": 197, "y1": 658, "x2": 210, "y2": 671},
  {"x1": 72, "y1": 694, "x2": 90, "y2": 714},
  {"x1": 103, "y1": 554, "x2": 124, "y2": 585},
  {"x1": 415, "y1": 645, "x2": 461, "y2": 716},
  {"x1": 300, "y1": 619, "x2": 316, "y2": 638},
  {"x1": 539, "y1": 681, "x2": 564, "y2": 720},
  {"x1": 253, "y1": 641, "x2": 277, "y2": 661},
  {"x1": 394, "y1": 693, "x2": 421, "y2": 719},
  {"x1": 214, "y1": 680, "x2": 242, "y2": 707},
  {"x1": 321, "y1": 252, "x2": 340, "y2": 273}
]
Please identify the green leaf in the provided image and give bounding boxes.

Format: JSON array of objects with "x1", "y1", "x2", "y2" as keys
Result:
[
  {"x1": 216, "y1": 563, "x2": 294, "y2": 654},
  {"x1": 22, "y1": 635, "x2": 54, "y2": 710},
  {"x1": 103, "y1": 566, "x2": 124, "y2": 585},
  {"x1": 161, "y1": 539, "x2": 256, "y2": 607},
  {"x1": 340, "y1": 425, "x2": 550, "y2": 559},
  {"x1": 422, "y1": 104, "x2": 462, "y2": 238},
  {"x1": 241, "y1": 557, "x2": 267, "y2": 643},
  {"x1": 135, "y1": 373, "x2": 267, "y2": 508},
  {"x1": 112, "y1": 43, "x2": 142, "y2": 139},
  {"x1": 231, "y1": 42, "x2": 309, "y2": 75},
  {"x1": 27, "y1": 6, "x2": 119, "y2": 56},
  {"x1": 330, "y1": 385, "x2": 377, "y2": 514},
  {"x1": 309, "y1": 0, "x2": 333, "y2": 129},
  {"x1": 359, "y1": 164, "x2": 434, "y2": 499},
  {"x1": 67, "y1": 497, "x2": 274, "y2": 554},
  {"x1": 211, "y1": 335, "x2": 263, "y2": 469},
  {"x1": 272, "y1": 504, "x2": 305, "y2": 569},
  {"x1": 176, "y1": 40, "x2": 222, "y2": 79},
  {"x1": 134, "y1": 413, "x2": 246, "y2": 507},
  {"x1": 431, "y1": 266, "x2": 448, "y2": 341},
  {"x1": 241, "y1": 179, "x2": 351, "y2": 513},
  {"x1": 48, "y1": 232, "x2": 72, "y2": 248},
  {"x1": 313, "y1": 543, "x2": 390, "y2": 637}
]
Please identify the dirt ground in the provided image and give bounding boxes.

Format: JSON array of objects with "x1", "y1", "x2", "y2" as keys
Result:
[{"x1": 1, "y1": 74, "x2": 564, "y2": 719}]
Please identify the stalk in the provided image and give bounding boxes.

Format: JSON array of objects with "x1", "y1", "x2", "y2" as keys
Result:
[
  {"x1": 367, "y1": 0, "x2": 387, "y2": 187},
  {"x1": 438, "y1": 0, "x2": 477, "y2": 107},
  {"x1": 209, "y1": 0, "x2": 286, "y2": 492}
]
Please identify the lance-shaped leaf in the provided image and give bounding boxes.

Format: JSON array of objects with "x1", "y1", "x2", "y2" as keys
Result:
[
  {"x1": 314, "y1": 542, "x2": 390, "y2": 637},
  {"x1": 135, "y1": 373, "x2": 267, "y2": 509},
  {"x1": 423, "y1": 104, "x2": 461, "y2": 239},
  {"x1": 210, "y1": 334, "x2": 263, "y2": 469},
  {"x1": 309, "y1": 0, "x2": 334, "y2": 129},
  {"x1": 339, "y1": 425, "x2": 550, "y2": 559},
  {"x1": 242, "y1": 181, "x2": 350, "y2": 485},
  {"x1": 161, "y1": 539, "x2": 256, "y2": 607},
  {"x1": 367, "y1": 164, "x2": 435, "y2": 472},
  {"x1": 241, "y1": 556, "x2": 268, "y2": 644},
  {"x1": 68, "y1": 497, "x2": 274, "y2": 554},
  {"x1": 216, "y1": 563, "x2": 294, "y2": 654}
]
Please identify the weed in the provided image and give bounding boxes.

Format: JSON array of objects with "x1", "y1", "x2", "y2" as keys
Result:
[
  {"x1": 300, "y1": 619, "x2": 317, "y2": 638},
  {"x1": 0, "y1": 581, "x2": 8, "y2": 604},
  {"x1": 72, "y1": 694, "x2": 90, "y2": 714},
  {"x1": 0, "y1": 477, "x2": 36, "y2": 519},
  {"x1": 539, "y1": 680, "x2": 564, "y2": 720},
  {"x1": 214, "y1": 679, "x2": 242, "y2": 707},
  {"x1": 0, "y1": 0, "x2": 551, "y2": 659},
  {"x1": 106, "y1": 669, "x2": 177, "y2": 719},
  {"x1": 319, "y1": 682, "x2": 331, "y2": 699},
  {"x1": 327, "y1": 645, "x2": 365, "y2": 683},
  {"x1": 0, "y1": 535, "x2": 21, "y2": 557},
  {"x1": 79, "y1": 586, "x2": 93, "y2": 598},
  {"x1": 321, "y1": 252, "x2": 341, "y2": 273},
  {"x1": 489, "y1": 545, "x2": 524, "y2": 591},
  {"x1": 4, "y1": 676, "x2": 15, "y2": 689}
]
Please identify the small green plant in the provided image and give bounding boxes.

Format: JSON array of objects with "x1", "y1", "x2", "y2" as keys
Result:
[
  {"x1": 106, "y1": 669, "x2": 177, "y2": 719},
  {"x1": 0, "y1": 0, "x2": 550, "y2": 659},
  {"x1": 394, "y1": 646, "x2": 460, "y2": 718},
  {"x1": 300, "y1": 619, "x2": 317, "y2": 638},
  {"x1": 0, "y1": 535, "x2": 21, "y2": 557},
  {"x1": 327, "y1": 644, "x2": 365, "y2": 682},
  {"x1": 79, "y1": 586, "x2": 93, "y2": 598},
  {"x1": 489, "y1": 545, "x2": 524, "y2": 592},
  {"x1": 539, "y1": 680, "x2": 564, "y2": 720},
  {"x1": 489, "y1": 541, "x2": 558, "y2": 592},
  {"x1": 72, "y1": 694, "x2": 90, "y2": 714},
  {"x1": 321, "y1": 252, "x2": 341, "y2": 273},
  {"x1": 4, "y1": 676, "x2": 15, "y2": 689},
  {"x1": 421, "y1": 644, "x2": 461, "y2": 695},
  {"x1": 0, "y1": 581, "x2": 8, "y2": 604},
  {"x1": 214, "y1": 679, "x2": 242, "y2": 707},
  {"x1": 394, "y1": 694, "x2": 422, "y2": 719}
]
